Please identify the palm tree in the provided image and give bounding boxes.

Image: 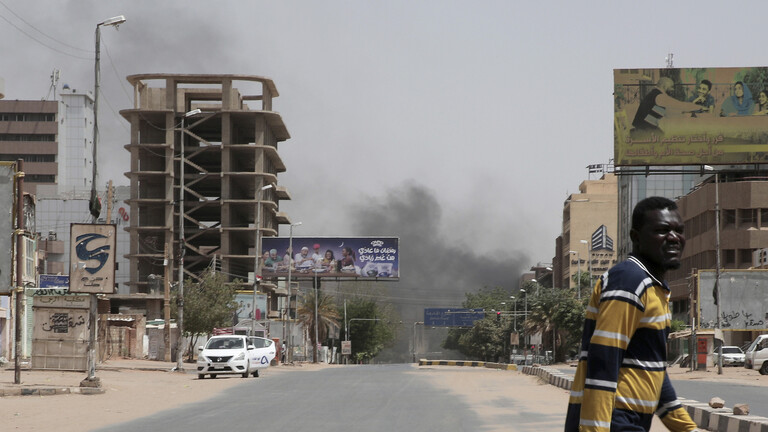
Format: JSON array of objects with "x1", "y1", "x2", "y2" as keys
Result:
[{"x1": 297, "y1": 289, "x2": 341, "y2": 362}]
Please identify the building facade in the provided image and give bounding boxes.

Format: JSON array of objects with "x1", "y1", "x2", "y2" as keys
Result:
[
  {"x1": 0, "y1": 88, "x2": 95, "y2": 195},
  {"x1": 120, "y1": 74, "x2": 292, "y2": 320},
  {"x1": 558, "y1": 173, "x2": 619, "y2": 291},
  {"x1": 667, "y1": 172, "x2": 768, "y2": 347}
]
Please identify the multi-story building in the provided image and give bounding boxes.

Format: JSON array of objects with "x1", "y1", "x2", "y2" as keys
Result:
[
  {"x1": 120, "y1": 74, "x2": 292, "y2": 319},
  {"x1": 667, "y1": 171, "x2": 768, "y2": 347},
  {"x1": 557, "y1": 173, "x2": 619, "y2": 291},
  {"x1": 0, "y1": 87, "x2": 95, "y2": 195}
]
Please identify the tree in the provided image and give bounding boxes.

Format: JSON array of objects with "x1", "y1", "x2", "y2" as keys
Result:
[
  {"x1": 297, "y1": 289, "x2": 341, "y2": 363},
  {"x1": 443, "y1": 287, "x2": 510, "y2": 360},
  {"x1": 523, "y1": 287, "x2": 585, "y2": 362},
  {"x1": 340, "y1": 297, "x2": 398, "y2": 363},
  {"x1": 171, "y1": 269, "x2": 239, "y2": 360}
]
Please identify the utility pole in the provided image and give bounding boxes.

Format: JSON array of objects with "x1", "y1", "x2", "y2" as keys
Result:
[
  {"x1": 13, "y1": 159, "x2": 24, "y2": 384},
  {"x1": 164, "y1": 243, "x2": 171, "y2": 362}
]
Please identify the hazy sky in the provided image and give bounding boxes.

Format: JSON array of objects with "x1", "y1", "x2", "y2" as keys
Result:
[{"x1": 2, "y1": 0, "x2": 765, "y2": 294}]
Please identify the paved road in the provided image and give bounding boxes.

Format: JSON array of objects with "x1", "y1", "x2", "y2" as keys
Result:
[{"x1": 93, "y1": 364, "x2": 573, "y2": 432}]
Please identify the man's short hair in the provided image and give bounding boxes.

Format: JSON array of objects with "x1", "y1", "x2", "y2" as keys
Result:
[
  {"x1": 701, "y1": 79, "x2": 712, "y2": 91},
  {"x1": 632, "y1": 197, "x2": 678, "y2": 231}
]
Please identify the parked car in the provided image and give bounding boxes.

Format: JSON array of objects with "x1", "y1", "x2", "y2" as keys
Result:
[
  {"x1": 196, "y1": 335, "x2": 276, "y2": 379},
  {"x1": 744, "y1": 334, "x2": 768, "y2": 374},
  {"x1": 713, "y1": 345, "x2": 745, "y2": 366}
]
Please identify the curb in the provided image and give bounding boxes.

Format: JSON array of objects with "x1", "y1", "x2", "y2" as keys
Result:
[
  {"x1": 0, "y1": 386, "x2": 105, "y2": 396},
  {"x1": 418, "y1": 359, "x2": 518, "y2": 371},
  {"x1": 520, "y1": 365, "x2": 768, "y2": 432}
]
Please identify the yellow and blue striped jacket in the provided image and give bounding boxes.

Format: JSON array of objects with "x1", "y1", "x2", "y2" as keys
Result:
[{"x1": 564, "y1": 256, "x2": 696, "y2": 432}]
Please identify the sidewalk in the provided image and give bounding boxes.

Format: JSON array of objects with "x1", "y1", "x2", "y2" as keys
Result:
[
  {"x1": 522, "y1": 363, "x2": 768, "y2": 432},
  {"x1": 0, "y1": 358, "x2": 181, "y2": 396}
]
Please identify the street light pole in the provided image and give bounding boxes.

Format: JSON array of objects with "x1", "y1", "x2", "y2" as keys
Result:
[
  {"x1": 569, "y1": 250, "x2": 581, "y2": 299},
  {"x1": 91, "y1": 15, "x2": 125, "y2": 222},
  {"x1": 254, "y1": 184, "x2": 273, "y2": 338},
  {"x1": 285, "y1": 221, "x2": 301, "y2": 362},
  {"x1": 580, "y1": 239, "x2": 591, "y2": 287},
  {"x1": 175, "y1": 108, "x2": 202, "y2": 371},
  {"x1": 705, "y1": 165, "x2": 723, "y2": 375}
]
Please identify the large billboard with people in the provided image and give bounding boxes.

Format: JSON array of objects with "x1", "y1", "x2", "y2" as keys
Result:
[
  {"x1": 260, "y1": 237, "x2": 399, "y2": 280},
  {"x1": 614, "y1": 67, "x2": 768, "y2": 166}
]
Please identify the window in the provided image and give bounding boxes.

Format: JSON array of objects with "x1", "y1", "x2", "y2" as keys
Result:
[
  {"x1": 739, "y1": 209, "x2": 757, "y2": 229},
  {"x1": 723, "y1": 209, "x2": 736, "y2": 230}
]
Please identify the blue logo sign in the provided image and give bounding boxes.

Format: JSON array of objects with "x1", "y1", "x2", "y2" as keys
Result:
[{"x1": 75, "y1": 233, "x2": 110, "y2": 274}]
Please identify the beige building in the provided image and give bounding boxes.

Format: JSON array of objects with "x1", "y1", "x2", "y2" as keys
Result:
[
  {"x1": 119, "y1": 74, "x2": 292, "y2": 319},
  {"x1": 558, "y1": 173, "x2": 618, "y2": 291}
]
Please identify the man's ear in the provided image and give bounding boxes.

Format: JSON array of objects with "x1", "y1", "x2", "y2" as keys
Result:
[{"x1": 629, "y1": 228, "x2": 638, "y2": 245}]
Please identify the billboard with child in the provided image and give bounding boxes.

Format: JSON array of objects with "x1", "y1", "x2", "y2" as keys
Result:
[
  {"x1": 614, "y1": 66, "x2": 768, "y2": 166},
  {"x1": 260, "y1": 237, "x2": 399, "y2": 280}
]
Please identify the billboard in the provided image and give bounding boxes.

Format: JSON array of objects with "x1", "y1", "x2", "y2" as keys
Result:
[
  {"x1": 614, "y1": 67, "x2": 768, "y2": 166},
  {"x1": 69, "y1": 223, "x2": 117, "y2": 294},
  {"x1": 698, "y1": 270, "x2": 768, "y2": 331},
  {"x1": 424, "y1": 308, "x2": 485, "y2": 327},
  {"x1": 234, "y1": 291, "x2": 268, "y2": 323},
  {"x1": 260, "y1": 237, "x2": 399, "y2": 280}
]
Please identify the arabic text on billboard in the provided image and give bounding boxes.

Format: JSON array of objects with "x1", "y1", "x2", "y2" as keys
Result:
[
  {"x1": 614, "y1": 67, "x2": 768, "y2": 166},
  {"x1": 260, "y1": 237, "x2": 399, "y2": 280}
]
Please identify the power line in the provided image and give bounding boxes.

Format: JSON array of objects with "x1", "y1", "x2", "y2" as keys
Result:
[{"x1": 0, "y1": 10, "x2": 91, "y2": 60}]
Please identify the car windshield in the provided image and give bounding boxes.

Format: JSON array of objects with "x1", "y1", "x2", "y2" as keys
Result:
[
  {"x1": 206, "y1": 337, "x2": 244, "y2": 350},
  {"x1": 722, "y1": 347, "x2": 742, "y2": 354}
]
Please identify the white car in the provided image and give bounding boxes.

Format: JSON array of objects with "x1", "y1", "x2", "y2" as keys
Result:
[
  {"x1": 713, "y1": 345, "x2": 745, "y2": 367},
  {"x1": 196, "y1": 335, "x2": 276, "y2": 379}
]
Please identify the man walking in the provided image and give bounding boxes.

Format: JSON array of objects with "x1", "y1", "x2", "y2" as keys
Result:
[{"x1": 565, "y1": 197, "x2": 698, "y2": 432}]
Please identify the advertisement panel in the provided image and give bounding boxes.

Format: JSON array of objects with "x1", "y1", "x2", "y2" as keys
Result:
[
  {"x1": 424, "y1": 308, "x2": 485, "y2": 327},
  {"x1": 614, "y1": 67, "x2": 768, "y2": 166},
  {"x1": 0, "y1": 164, "x2": 13, "y2": 294},
  {"x1": 698, "y1": 270, "x2": 768, "y2": 331},
  {"x1": 260, "y1": 237, "x2": 399, "y2": 280},
  {"x1": 69, "y1": 223, "x2": 117, "y2": 294},
  {"x1": 234, "y1": 291, "x2": 268, "y2": 323}
]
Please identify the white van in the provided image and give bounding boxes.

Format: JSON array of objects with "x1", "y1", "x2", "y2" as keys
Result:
[{"x1": 744, "y1": 334, "x2": 768, "y2": 375}]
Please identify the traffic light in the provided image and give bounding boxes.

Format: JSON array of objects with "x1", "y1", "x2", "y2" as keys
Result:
[{"x1": 496, "y1": 311, "x2": 501, "y2": 322}]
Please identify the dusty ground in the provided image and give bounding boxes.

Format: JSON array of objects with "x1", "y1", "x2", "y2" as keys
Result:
[
  {"x1": 1, "y1": 360, "x2": 327, "y2": 432},
  {"x1": 1, "y1": 360, "x2": 762, "y2": 431}
]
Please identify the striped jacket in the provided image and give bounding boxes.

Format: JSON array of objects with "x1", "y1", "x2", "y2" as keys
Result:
[{"x1": 564, "y1": 256, "x2": 696, "y2": 432}]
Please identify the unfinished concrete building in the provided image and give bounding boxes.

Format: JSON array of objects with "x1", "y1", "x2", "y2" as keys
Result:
[{"x1": 119, "y1": 74, "x2": 291, "y2": 319}]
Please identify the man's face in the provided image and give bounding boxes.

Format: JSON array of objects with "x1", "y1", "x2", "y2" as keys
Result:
[
  {"x1": 632, "y1": 208, "x2": 685, "y2": 271},
  {"x1": 698, "y1": 83, "x2": 710, "y2": 96},
  {"x1": 301, "y1": 249, "x2": 308, "y2": 257}
]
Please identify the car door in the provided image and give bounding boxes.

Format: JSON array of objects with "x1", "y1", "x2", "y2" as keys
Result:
[{"x1": 251, "y1": 337, "x2": 276, "y2": 366}]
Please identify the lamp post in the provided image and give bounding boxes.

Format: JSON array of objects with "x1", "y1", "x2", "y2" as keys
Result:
[
  {"x1": 580, "y1": 239, "x2": 591, "y2": 287},
  {"x1": 173, "y1": 108, "x2": 202, "y2": 372},
  {"x1": 412, "y1": 321, "x2": 424, "y2": 363},
  {"x1": 286, "y1": 221, "x2": 301, "y2": 362},
  {"x1": 520, "y1": 288, "x2": 528, "y2": 363},
  {"x1": 705, "y1": 165, "x2": 723, "y2": 374},
  {"x1": 91, "y1": 15, "x2": 126, "y2": 221},
  {"x1": 254, "y1": 184, "x2": 273, "y2": 338},
  {"x1": 569, "y1": 250, "x2": 581, "y2": 298}
]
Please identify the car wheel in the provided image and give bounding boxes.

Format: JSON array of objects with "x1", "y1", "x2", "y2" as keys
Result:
[
  {"x1": 198, "y1": 374, "x2": 205, "y2": 379},
  {"x1": 242, "y1": 361, "x2": 250, "y2": 378},
  {"x1": 760, "y1": 362, "x2": 768, "y2": 375},
  {"x1": 252, "y1": 370, "x2": 259, "y2": 378},
  {"x1": 210, "y1": 374, "x2": 217, "y2": 379}
]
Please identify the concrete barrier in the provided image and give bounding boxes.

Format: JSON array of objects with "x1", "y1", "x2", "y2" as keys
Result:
[{"x1": 519, "y1": 365, "x2": 768, "y2": 432}]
